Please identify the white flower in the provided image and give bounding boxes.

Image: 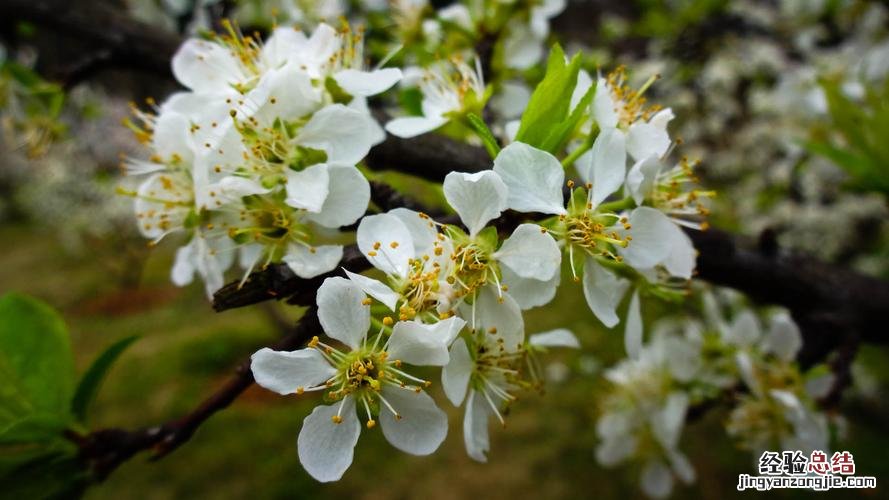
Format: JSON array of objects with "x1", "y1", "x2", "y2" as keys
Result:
[
  {"x1": 386, "y1": 57, "x2": 486, "y2": 138},
  {"x1": 597, "y1": 334, "x2": 699, "y2": 497},
  {"x1": 442, "y1": 284, "x2": 578, "y2": 462},
  {"x1": 441, "y1": 169, "x2": 562, "y2": 308},
  {"x1": 250, "y1": 277, "x2": 465, "y2": 482},
  {"x1": 502, "y1": 0, "x2": 567, "y2": 70}
]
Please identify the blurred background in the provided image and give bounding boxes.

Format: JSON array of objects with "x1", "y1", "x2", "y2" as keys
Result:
[{"x1": 2, "y1": 0, "x2": 889, "y2": 498}]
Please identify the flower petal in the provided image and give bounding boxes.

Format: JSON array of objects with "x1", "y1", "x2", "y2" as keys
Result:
[
  {"x1": 627, "y1": 121, "x2": 670, "y2": 162},
  {"x1": 297, "y1": 397, "x2": 361, "y2": 482},
  {"x1": 250, "y1": 348, "x2": 336, "y2": 395},
  {"x1": 388, "y1": 208, "x2": 439, "y2": 256},
  {"x1": 463, "y1": 390, "x2": 491, "y2": 462},
  {"x1": 304, "y1": 165, "x2": 370, "y2": 228},
  {"x1": 283, "y1": 244, "x2": 342, "y2": 279},
  {"x1": 582, "y1": 258, "x2": 631, "y2": 328},
  {"x1": 152, "y1": 111, "x2": 194, "y2": 164},
  {"x1": 492, "y1": 142, "x2": 566, "y2": 215},
  {"x1": 620, "y1": 207, "x2": 675, "y2": 269},
  {"x1": 172, "y1": 39, "x2": 244, "y2": 94},
  {"x1": 344, "y1": 270, "x2": 399, "y2": 311},
  {"x1": 593, "y1": 78, "x2": 619, "y2": 129},
  {"x1": 641, "y1": 460, "x2": 674, "y2": 499},
  {"x1": 529, "y1": 328, "x2": 580, "y2": 348},
  {"x1": 443, "y1": 171, "x2": 508, "y2": 236},
  {"x1": 387, "y1": 317, "x2": 465, "y2": 366},
  {"x1": 500, "y1": 265, "x2": 560, "y2": 309},
  {"x1": 495, "y1": 224, "x2": 562, "y2": 281},
  {"x1": 316, "y1": 277, "x2": 370, "y2": 349},
  {"x1": 625, "y1": 290, "x2": 643, "y2": 359},
  {"x1": 442, "y1": 338, "x2": 473, "y2": 406},
  {"x1": 662, "y1": 225, "x2": 696, "y2": 280},
  {"x1": 651, "y1": 392, "x2": 688, "y2": 450},
  {"x1": 626, "y1": 155, "x2": 661, "y2": 205},
  {"x1": 587, "y1": 127, "x2": 627, "y2": 207},
  {"x1": 379, "y1": 386, "x2": 448, "y2": 455},
  {"x1": 764, "y1": 312, "x2": 802, "y2": 362},
  {"x1": 254, "y1": 63, "x2": 322, "y2": 122},
  {"x1": 469, "y1": 285, "x2": 525, "y2": 352},
  {"x1": 726, "y1": 310, "x2": 761, "y2": 347},
  {"x1": 296, "y1": 104, "x2": 378, "y2": 164},
  {"x1": 385, "y1": 115, "x2": 449, "y2": 138},
  {"x1": 334, "y1": 68, "x2": 403, "y2": 97},
  {"x1": 356, "y1": 213, "x2": 415, "y2": 277},
  {"x1": 285, "y1": 164, "x2": 330, "y2": 213}
]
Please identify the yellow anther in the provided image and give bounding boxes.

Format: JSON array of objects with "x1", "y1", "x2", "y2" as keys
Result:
[
  {"x1": 296, "y1": 386, "x2": 305, "y2": 395},
  {"x1": 382, "y1": 316, "x2": 394, "y2": 326},
  {"x1": 390, "y1": 241, "x2": 399, "y2": 249},
  {"x1": 308, "y1": 336, "x2": 320, "y2": 348},
  {"x1": 362, "y1": 298, "x2": 373, "y2": 305},
  {"x1": 331, "y1": 415, "x2": 343, "y2": 424},
  {"x1": 366, "y1": 419, "x2": 376, "y2": 429}
]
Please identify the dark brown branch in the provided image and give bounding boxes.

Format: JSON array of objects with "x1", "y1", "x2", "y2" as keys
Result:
[
  {"x1": 74, "y1": 307, "x2": 320, "y2": 480},
  {"x1": 1, "y1": 0, "x2": 181, "y2": 78}
]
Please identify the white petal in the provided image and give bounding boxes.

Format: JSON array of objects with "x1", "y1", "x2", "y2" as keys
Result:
[
  {"x1": 463, "y1": 390, "x2": 491, "y2": 462},
  {"x1": 626, "y1": 155, "x2": 661, "y2": 205},
  {"x1": 735, "y1": 351, "x2": 760, "y2": 396},
  {"x1": 529, "y1": 328, "x2": 580, "y2": 348},
  {"x1": 571, "y1": 69, "x2": 594, "y2": 111},
  {"x1": 595, "y1": 435, "x2": 637, "y2": 466},
  {"x1": 500, "y1": 265, "x2": 560, "y2": 309},
  {"x1": 297, "y1": 104, "x2": 378, "y2": 164},
  {"x1": 641, "y1": 460, "x2": 674, "y2": 499},
  {"x1": 316, "y1": 277, "x2": 370, "y2": 350},
  {"x1": 662, "y1": 225, "x2": 696, "y2": 280},
  {"x1": 764, "y1": 312, "x2": 802, "y2": 362},
  {"x1": 283, "y1": 244, "x2": 342, "y2": 279},
  {"x1": 379, "y1": 387, "x2": 448, "y2": 455},
  {"x1": 587, "y1": 127, "x2": 627, "y2": 207},
  {"x1": 387, "y1": 320, "x2": 453, "y2": 366},
  {"x1": 239, "y1": 243, "x2": 264, "y2": 271},
  {"x1": 152, "y1": 111, "x2": 194, "y2": 163},
  {"x1": 171, "y1": 243, "x2": 196, "y2": 286},
  {"x1": 627, "y1": 122, "x2": 671, "y2": 162},
  {"x1": 172, "y1": 39, "x2": 244, "y2": 94},
  {"x1": 582, "y1": 258, "x2": 631, "y2": 328},
  {"x1": 334, "y1": 68, "x2": 402, "y2": 97},
  {"x1": 469, "y1": 285, "x2": 525, "y2": 352},
  {"x1": 385, "y1": 115, "x2": 449, "y2": 138},
  {"x1": 625, "y1": 290, "x2": 643, "y2": 359},
  {"x1": 388, "y1": 208, "x2": 438, "y2": 255},
  {"x1": 443, "y1": 171, "x2": 509, "y2": 236},
  {"x1": 250, "y1": 348, "x2": 336, "y2": 395},
  {"x1": 491, "y1": 81, "x2": 531, "y2": 119},
  {"x1": 297, "y1": 397, "x2": 361, "y2": 482},
  {"x1": 503, "y1": 23, "x2": 542, "y2": 70},
  {"x1": 651, "y1": 392, "x2": 688, "y2": 450},
  {"x1": 620, "y1": 207, "x2": 674, "y2": 269},
  {"x1": 262, "y1": 27, "x2": 308, "y2": 69},
  {"x1": 304, "y1": 165, "x2": 370, "y2": 228},
  {"x1": 650, "y1": 108, "x2": 675, "y2": 130},
  {"x1": 442, "y1": 338, "x2": 473, "y2": 406},
  {"x1": 667, "y1": 449, "x2": 696, "y2": 484},
  {"x1": 593, "y1": 78, "x2": 619, "y2": 129},
  {"x1": 356, "y1": 213, "x2": 415, "y2": 277},
  {"x1": 253, "y1": 63, "x2": 321, "y2": 121},
  {"x1": 495, "y1": 224, "x2": 562, "y2": 281},
  {"x1": 492, "y1": 142, "x2": 566, "y2": 215},
  {"x1": 344, "y1": 270, "x2": 399, "y2": 311},
  {"x1": 285, "y1": 164, "x2": 330, "y2": 212},
  {"x1": 726, "y1": 310, "x2": 761, "y2": 347}
]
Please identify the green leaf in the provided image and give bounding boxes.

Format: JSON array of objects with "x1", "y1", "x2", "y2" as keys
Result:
[
  {"x1": 539, "y1": 84, "x2": 595, "y2": 154},
  {"x1": 465, "y1": 113, "x2": 501, "y2": 158},
  {"x1": 0, "y1": 293, "x2": 75, "y2": 427},
  {"x1": 71, "y1": 336, "x2": 139, "y2": 423},
  {"x1": 514, "y1": 45, "x2": 585, "y2": 152}
]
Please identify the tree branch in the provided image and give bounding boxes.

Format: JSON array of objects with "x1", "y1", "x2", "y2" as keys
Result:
[{"x1": 74, "y1": 307, "x2": 320, "y2": 480}]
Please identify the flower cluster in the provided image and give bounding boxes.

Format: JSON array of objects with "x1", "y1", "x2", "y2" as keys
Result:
[
  {"x1": 122, "y1": 22, "x2": 401, "y2": 296},
  {"x1": 595, "y1": 287, "x2": 834, "y2": 498}
]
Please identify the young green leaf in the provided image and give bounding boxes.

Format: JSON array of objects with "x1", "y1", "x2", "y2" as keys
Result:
[
  {"x1": 71, "y1": 335, "x2": 139, "y2": 423},
  {"x1": 0, "y1": 293, "x2": 75, "y2": 427},
  {"x1": 514, "y1": 44, "x2": 585, "y2": 152}
]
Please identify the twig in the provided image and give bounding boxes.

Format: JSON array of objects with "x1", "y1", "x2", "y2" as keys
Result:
[{"x1": 74, "y1": 308, "x2": 320, "y2": 480}]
